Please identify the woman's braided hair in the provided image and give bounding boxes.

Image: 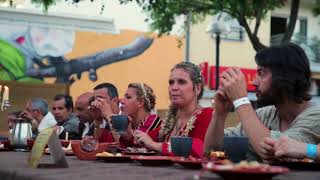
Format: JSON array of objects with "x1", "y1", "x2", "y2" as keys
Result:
[{"x1": 128, "y1": 83, "x2": 156, "y2": 112}]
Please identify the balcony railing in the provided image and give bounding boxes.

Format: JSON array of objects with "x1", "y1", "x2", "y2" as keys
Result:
[{"x1": 271, "y1": 33, "x2": 320, "y2": 63}]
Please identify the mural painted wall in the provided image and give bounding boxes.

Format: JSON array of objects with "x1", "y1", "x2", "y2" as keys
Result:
[
  {"x1": 63, "y1": 30, "x2": 182, "y2": 110},
  {"x1": 0, "y1": 1, "x2": 184, "y2": 133},
  {"x1": 0, "y1": 27, "x2": 182, "y2": 110}
]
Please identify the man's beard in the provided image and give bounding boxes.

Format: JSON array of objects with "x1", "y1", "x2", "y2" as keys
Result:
[{"x1": 256, "y1": 87, "x2": 284, "y2": 108}]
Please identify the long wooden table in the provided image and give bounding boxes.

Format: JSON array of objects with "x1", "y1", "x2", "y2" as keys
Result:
[{"x1": 0, "y1": 152, "x2": 319, "y2": 180}]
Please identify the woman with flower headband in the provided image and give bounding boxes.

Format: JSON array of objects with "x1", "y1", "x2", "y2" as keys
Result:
[
  {"x1": 133, "y1": 62, "x2": 213, "y2": 158},
  {"x1": 99, "y1": 83, "x2": 162, "y2": 147}
]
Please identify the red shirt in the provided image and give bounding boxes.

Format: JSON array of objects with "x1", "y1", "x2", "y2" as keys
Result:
[
  {"x1": 148, "y1": 107, "x2": 213, "y2": 158},
  {"x1": 98, "y1": 114, "x2": 162, "y2": 147}
]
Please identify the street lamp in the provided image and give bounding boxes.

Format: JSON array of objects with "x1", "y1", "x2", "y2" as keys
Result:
[{"x1": 206, "y1": 12, "x2": 231, "y2": 90}]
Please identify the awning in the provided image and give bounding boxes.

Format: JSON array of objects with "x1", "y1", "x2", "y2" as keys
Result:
[{"x1": 0, "y1": 7, "x2": 118, "y2": 33}]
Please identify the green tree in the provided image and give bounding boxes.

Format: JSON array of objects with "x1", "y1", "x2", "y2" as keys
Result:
[
  {"x1": 313, "y1": 0, "x2": 320, "y2": 15},
  {"x1": 32, "y1": 0, "x2": 320, "y2": 51},
  {"x1": 119, "y1": 0, "x2": 319, "y2": 51}
]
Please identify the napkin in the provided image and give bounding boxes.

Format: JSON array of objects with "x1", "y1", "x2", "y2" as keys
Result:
[{"x1": 38, "y1": 112, "x2": 57, "y2": 132}]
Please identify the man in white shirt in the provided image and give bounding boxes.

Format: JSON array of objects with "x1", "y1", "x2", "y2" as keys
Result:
[{"x1": 21, "y1": 98, "x2": 57, "y2": 138}]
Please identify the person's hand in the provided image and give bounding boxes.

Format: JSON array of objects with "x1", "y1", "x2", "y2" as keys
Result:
[
  {"x1": 123, "y1": 116, "x2": 133, "y2": 137},
  {"x1": 220, "y1": 67, "x2": 248, "y2": 101},
  {"x1": 274, "y1": 136, "x2": 306, "y2": 159},
  {"x1": 133, "y1": 130, "x2": 156, "y2": 150},
  {"x1": 31, "y1": 119, "x2": 38, "y2": 132},
  {"x1": 20, "y1": 111, "x2": 33, "y2": 121},
  {"x1": 259, "y1": 137, "x2": 276, "y2": 161},
  {"x1": 91, "y1": 97, "x2": 113, "y2": 120},
  {"x1": 213, "y1": 87, "x2": 233, "y2": 116},
  {"x1": 53, "y1": 125, "x2": 63, "y2": 135}
]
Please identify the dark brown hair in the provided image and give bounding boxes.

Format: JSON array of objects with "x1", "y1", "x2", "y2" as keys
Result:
[{"x1": 255, "y1": 43, "x2": 311, "y2": 103}]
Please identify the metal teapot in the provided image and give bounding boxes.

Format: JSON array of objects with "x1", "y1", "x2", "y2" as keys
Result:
[{"x1": 10, "y1": 118, "x2": 32, "y2": 151}]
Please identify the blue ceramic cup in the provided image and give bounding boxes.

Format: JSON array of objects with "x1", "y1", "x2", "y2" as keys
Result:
[
  {"x1": 170, "y1": 136, "x2": 192, "y2": 157},
  {"x1": 0, "y1": 136, "x2": 8, "y2": 141},
  {"x1": 223, "y1": 136, "x2": 249, "y2": 162},
  {"x1": 111, "y1": 115, "x2": 128, "y2": 134}
]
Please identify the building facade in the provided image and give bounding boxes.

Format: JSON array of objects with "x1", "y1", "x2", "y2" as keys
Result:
[{"x1": 189, "y1": 0, "x2": 320, "y2": 107}]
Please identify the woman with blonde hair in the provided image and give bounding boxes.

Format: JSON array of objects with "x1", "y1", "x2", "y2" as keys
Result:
[
  {"x1": 99, "y1": 83, "x2": 161, "y2": 147},
  {"x1": 134, "y1": 62, "x2": 213, "y2": 157}
]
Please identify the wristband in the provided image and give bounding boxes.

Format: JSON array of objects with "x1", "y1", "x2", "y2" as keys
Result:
[
  {"x1": 233, "y1": 97, "x2": 251, "y2": 109},
  {"x1": 306, "y1": 144, "x2": 318, "y2": 159},
  {"x1": 167, "y1": 142, "x2": 172, "y2": 153}
]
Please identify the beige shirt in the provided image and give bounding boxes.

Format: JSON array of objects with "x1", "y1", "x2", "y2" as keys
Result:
[{"x1": 224, "y1": 101, "x2": 320, "y2": 160}]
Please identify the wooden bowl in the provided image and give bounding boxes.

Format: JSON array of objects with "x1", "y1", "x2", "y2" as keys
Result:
[
  {"x1": 71, "y1": 142, "x2": 109, "y2": 161},
  {"x1": 27, "y1": 139, "x2": 35, "y2": 150}
]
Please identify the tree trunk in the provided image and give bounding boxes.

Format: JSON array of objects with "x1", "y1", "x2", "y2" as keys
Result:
[
  {"x1": 237, "y1": 16, "x2": 266, "y2": 51},
  {"x1": 281, "y1": 0, "x2": 300, "y2": 44}
]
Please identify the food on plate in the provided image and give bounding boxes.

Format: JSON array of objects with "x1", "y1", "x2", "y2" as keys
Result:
[
  {"x1": 63, "y1": 147, "x2": 73, "y2": 154},
  {"x1": 96, "y1": 152, "x2": 114, "y2": 157},
  {"x1": 96, "y1": 152, "x2": 122, "y2": 157},
  {"x1": 64, "y1": 143, "x2": 73, "y2": 153},
  {"x1": 206, "y1": 160, "x2": 286, "y2": 172},
  {"x1": 126, "y1": 147, "x2": 148, "y2": 153},
  {"x1": 214, "y1": 159, "x2": 233, "y2": 165},
  {"x1": 205, "y1": 161, "x2": 233, "y2": 170},
  {"x1": 275, "y1": 157, "x2": 315, "y2": 164},
  {"x1": 44, "y1": 145, "x2": 73, "y2": 154},
  {"x1": 234, "y1": 161, "x2": 270, "y2": 170},
  {"x1": 210, "y1": 151, "x2": 226, "y2": 159},
  {"x1": 204, "y1": 160, "x2": 290, "y2": 178},
  {"x1": 81, "y1": 136, "x2": 98, "y2": 152},
  {"x1": 301, "y1": 158, "x2": 314, "y2": 163}
]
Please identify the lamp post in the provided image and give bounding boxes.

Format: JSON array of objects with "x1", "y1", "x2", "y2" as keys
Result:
[
  {"x1": 185, "y1": 12, "x2": 191, "y2": 62},
  {"x1": 206, "y1": 12, "x2": 231, "y2": 90},
  {"x1": 215, "y1": 32, "x2": 220, "y2": 90}
]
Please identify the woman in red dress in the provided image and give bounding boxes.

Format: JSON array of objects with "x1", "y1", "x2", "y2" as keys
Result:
[
  {"x1": 134, "y1": 62, "x2": 213, "y2": 158},
  {"x1": 99, "y1": 83, "x2": 161, "y2": 147},
  {"x1": 118, "y1": 83, "x2": 161, "y2": 147}
]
